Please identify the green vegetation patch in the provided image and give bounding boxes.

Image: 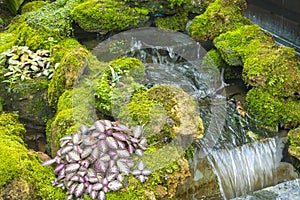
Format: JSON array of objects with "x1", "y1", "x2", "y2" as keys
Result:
[
  {"x1": 95, "y1": 57, "x2": 146, "y2": 116},
  {"x1": 25, "y1": 0, "x2": 82, "y2": 36},
  {"x1": 189, "y1": 0, "x2": 250, "y2": 42},
  {"x1": 21, "y1": 1, "x2": 48, "y2": 14},
  {"x1": 214, "y1": 25, "x2": 274, "y2": 66},
  {"x1": 0, "y1": 112, "x2": 66, "y2": 199},
  {"x1": 7, "y1": 15, "x2": 62, "y2": 51},
  {"x1": 155, "y1": 12, "x2": 189, "y2": 32},
  {"x1": 48, "y1": 39, "x2": 89, "y2": 107},
  {"x1": 71, "y1": 0, "x2": 149, "y2": 33},
  {"x1": 246, "y1": 88, "x2": 300, "y2": 129}
]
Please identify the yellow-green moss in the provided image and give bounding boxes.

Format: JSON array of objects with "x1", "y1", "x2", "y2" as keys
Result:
[
  {"x1": 47, "y1": 88, "x2": 96, "y2": 156},
  {"x1": 0, "y1": 32, "x2": 17, "y2": 53},
  {"x1": 202, "y1": 49, "x2": 241, "y2": 80},
  {"x1": 246, "y1": 88, "x2": 282, "y2": 128},
  {"x1": 213, "y1": 24, "x2": 300, "y2": 97},
  {"x1": 0, "y1": 112, "x2": 26, "y2": 140},
  {"x1": 155, "y1": 12, "x2": 189, "y2": 32},
  {"x1": 71, "y1": 0, "x2": 149, "y2": 33},
  {"x1": 21, "y1": 1, "x2": 48, "y2": 14},
  {"x1": 47, "y1": 108, "x2": 77, "y2": 156},
  {"x1": 48, "y1": 39, "x2": 89, "y2": 107},
  {"x1": 189, "y1": 0, "x2": 250, "y2": 42},
  {"x1": 246, "y1": 88, "x2": 300, "y2": 129},
  {"x1": 24, "y1": 0, "x2": 81, "y2": 36},
  {"x1": 243, "y1": 44, "x2": 300, "y2": 97},
  {"x1": 7, "y1": 15, "x2": 62, "y2": 51},
  {"x1": 118, "y1": 84, "x2": 203, "y2": 148},
  {"x1": 0, "y1": 112, "x2": 66, "y2": 199},
  {"x1": 213, "y1": 24, "x2": 274, "y2": 66}
]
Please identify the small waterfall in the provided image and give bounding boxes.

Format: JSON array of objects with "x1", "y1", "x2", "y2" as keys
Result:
[
  {"x1": 207, "y1": 138, "x2": 284, "y2": 199},
  {"x1": 90, "y1": 28, "x2": 297, "y2": 199}
]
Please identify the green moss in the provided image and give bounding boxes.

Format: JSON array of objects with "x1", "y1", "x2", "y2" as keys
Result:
[
  {"x1": 246, "y1": 88, "x2": 282, "y2": 128},
  {"x1": 213, "y1": 24, "x2": 300, "y2": 97},
  {"x1": 24, "y1": 0, "x2": 81, "y2": 36},
  {"x1": 155, "y1": 12, "x2": 189, "y2": 32},
  {"x1": 71, "y1": 0, "x2": 149, "y2": 33},
  {"x1": 7, "y1": 15, "x2": 62, "y2": 51},
  {"x1": 0, "y1": 112, "x2": 26, "y2": 140},
  {"x1": 47, "y1": 108, "x2": 77, "y2": 156},
  {"x1": 243, "y1": 44, "x2": 300, "y2": 97},
  {"x1": 48, "y1": 40, "x2": 89, "y2": 107},
  {"x1": 21, "y1": 1, "x2": 48, "y2": 14},
  {"x1": 202, "y1": 49, "x2": 241, "y2": 80},
  {"x1": 56, "y1": 89, "x2": 73, "y2": 112},
  {"x1": 0, "y1": 133, "x2": 28, "y2": 186},
  {"x1": 0, "y1": 32, "x2": 17, "y2": 53},
  {"x1": 189, "y1": 0, "x2": 250, "y2": 42},
  {"x1": 1, "y1": 77, "x2": 54, "y2": 125},
  {"x1": 0, "y1": 112, "x2": 66, "y2": 199},
  {"x1": 48, "y1": 87, "x2": 96, "y2": 156},
  {"x1": 95, "y1": 57, "x2": 146, "y2": 116},
  {"x1": 282, "y1": 98, "x2": 300, "y2": 129},
  {"x1": 118, "y1": 84, "x2": 203, "y2": 149},
  {"x1": 213, "y1": 24, "x2": 274, "y2": 66}
]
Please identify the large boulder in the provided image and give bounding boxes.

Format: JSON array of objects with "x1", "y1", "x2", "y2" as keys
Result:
[
  {"x1": 189, "y1": 0, "x2": 250, "y2": 42},
  {"x1": 70, "y1": 0, "x2": 149, "y2": 34}
]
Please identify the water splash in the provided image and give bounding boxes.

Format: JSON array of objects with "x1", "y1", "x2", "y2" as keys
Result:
[{"x1": 208, "y1": 137, "x2": 284, "y2": 199}]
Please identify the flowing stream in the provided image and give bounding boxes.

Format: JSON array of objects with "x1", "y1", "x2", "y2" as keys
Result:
[{"x1": 90, "y1": 28, "x2": 297, "y2": 199}]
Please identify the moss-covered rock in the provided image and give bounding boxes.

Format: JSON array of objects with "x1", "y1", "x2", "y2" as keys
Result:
[
  {"x1": 1, "y1": 77, "x2": 54, "y2": 127},
  {"x1": 243, "y1": 44, "x2": 300, "y2": 97},
  {"x1": 95, "y1": 57, "x2": 146, "y2": 116},
  {"x1": 246, "y1": 88, "x2": 300, "y2": 129},
  {"x1": 6, "y1": 15, "x2": 62, "y2": 51},
  {"x1": 125, "y1": 0, "x2": 212, "y2": 16},
  {"x1": 189, "y1": 0, "x2": 250, "y2": 42},
  {"x1": 213, "y1": 25, "x2": 274, "y2": 66},
  {"x1": 212, "y1": 23, "x2": 300, "y2": 128},
  {"x1": 71, "y1": 0, "x2": 149, "y2": 33},
  {"x1": 288, "y1": 127, "x2": 300, "y2": 170},
  {"x1": 24, "y1": 0, "x2": 81, "y2": 36},
  {"x1": 202, "y1": 49, "x2": 241, "y2": 80},
  {"x1": 118, "y1": 84, "x2": 203, "y2": 148},
  {"x1": 155, "y1": 12, "x2": 189, "y2": 32},
  {"x1": 48, "y1": 39, "x2": 89, "y2": 107},
  {"x1": 214, "y1": 25, "x2": 300, "y2": 97},
  {"x1": 21, "y1": 1, "x2": 48, "y2": 14},
  {"x1": 47, "y1": 87, "x2": 96, "y2": 156},
  {"x1": 245, "y1": 88, "x2": 283, "y2": 128},
  {"x1": 0, "y1": 112, "x2": 67, "y2": 199}
]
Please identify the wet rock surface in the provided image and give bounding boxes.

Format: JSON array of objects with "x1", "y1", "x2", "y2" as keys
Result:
[{"x1": 233, "y1": 178, "x2": 300, "y2": 200}]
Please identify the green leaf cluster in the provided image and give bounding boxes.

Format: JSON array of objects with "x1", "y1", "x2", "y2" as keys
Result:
[
  {"x1": 0, "y1": 46, "x2": 58, "y2": 92},
  {"x1": 94, "y1": 57, "x2": 145, "y2": 116}
]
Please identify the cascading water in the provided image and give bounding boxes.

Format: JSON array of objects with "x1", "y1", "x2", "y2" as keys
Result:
[{"x1": 90, "y1": 27, "x2": 298, "y2": 199}]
